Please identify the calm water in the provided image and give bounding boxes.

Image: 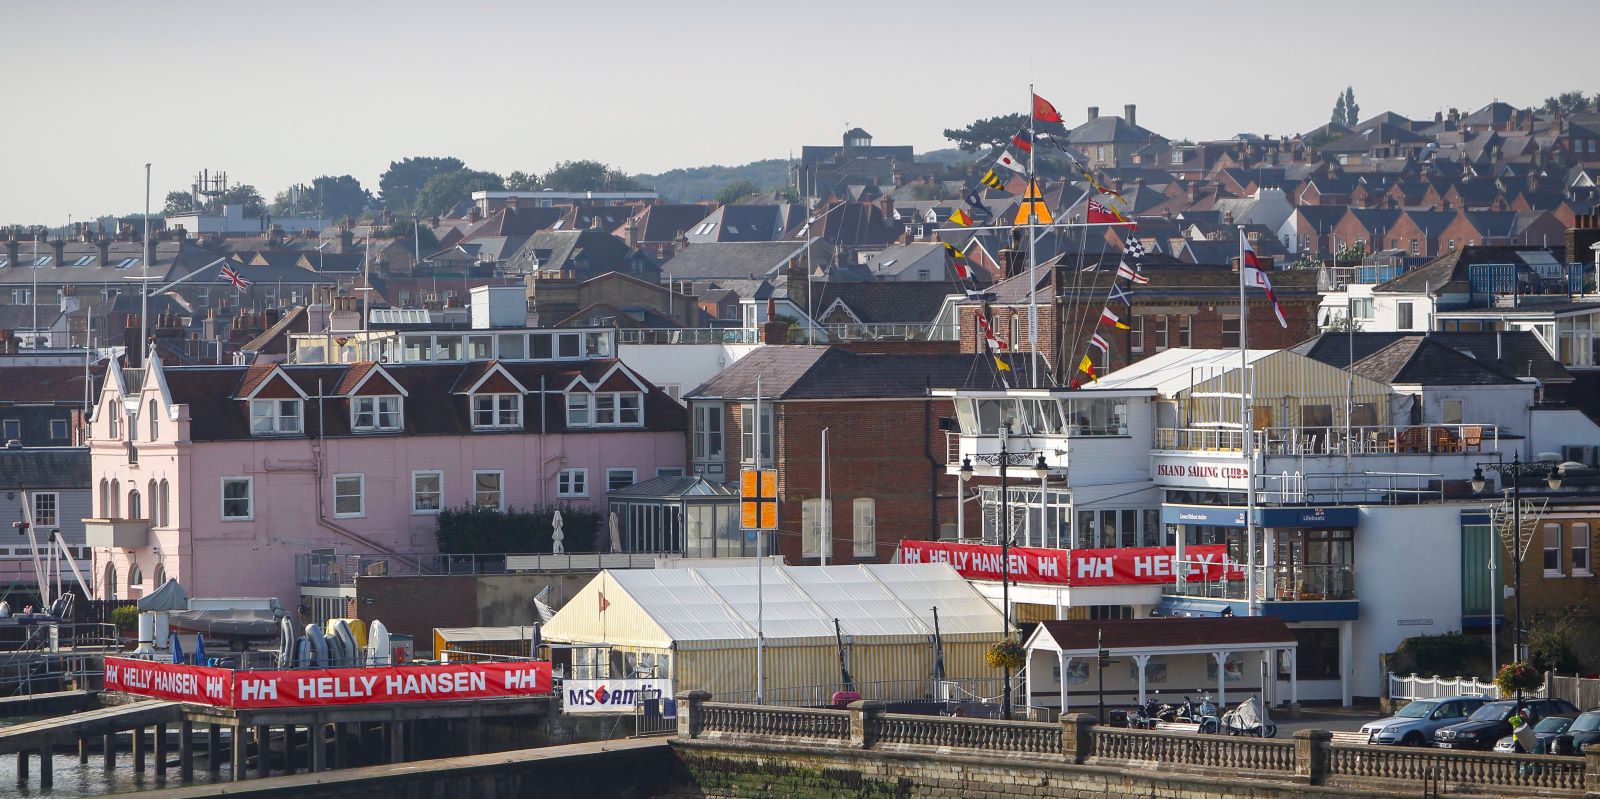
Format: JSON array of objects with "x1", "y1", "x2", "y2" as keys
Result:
[{"x1": 0, "y1": 719, "x2": 232, "y2": 797}]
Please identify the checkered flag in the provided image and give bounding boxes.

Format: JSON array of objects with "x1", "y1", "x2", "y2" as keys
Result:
[{"x1": 1123, "y1": 235, "x2": 1146, "y2": 260}]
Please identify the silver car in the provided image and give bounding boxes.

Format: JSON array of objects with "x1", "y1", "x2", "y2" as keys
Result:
[{"x1": 1360, "y1": 696, "x2": 1489, "y2": 746}]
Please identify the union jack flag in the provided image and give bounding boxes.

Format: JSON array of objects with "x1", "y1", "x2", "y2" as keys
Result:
[{"x1": 219, "y1": 265, "x2": 252, "y2": 290}]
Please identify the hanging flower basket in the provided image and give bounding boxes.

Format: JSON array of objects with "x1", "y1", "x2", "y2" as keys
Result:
[
  {"x1": 1494, "y1": 661, "x2": 1542, "y2": 695},
  {"x1": 986, "y1": 639, "x2": 1026, "y2": 670}
]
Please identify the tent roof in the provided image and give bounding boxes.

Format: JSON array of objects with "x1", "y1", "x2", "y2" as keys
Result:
[
  {"x1": 135, "y1": 578, "x2": 190, "y2": 612},
  {"x1": 1081, "y1": 347, "x2": 1276, "y2": 396}
]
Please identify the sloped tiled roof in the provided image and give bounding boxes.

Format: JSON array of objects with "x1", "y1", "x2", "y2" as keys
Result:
[
  {"x1": 1292, "y1": 331, "x2": 1569, "y2": 385},
  {"x1": 687, "y1": 346, "x2": 1031, "y2": 401},
  {"x1": 811, "y1": 281, "x2": 955, "y2": 324},
  {"x1": 1348, "y1": 337, "x2": 1524, "y2": 386},
  {"x1": 0, "y1": 448, "x2": 89, "y2": 489}
]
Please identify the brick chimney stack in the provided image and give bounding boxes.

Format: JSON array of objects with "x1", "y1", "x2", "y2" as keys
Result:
[
  {"x1": 1124, "y1": 104, "x2": 1137, "y2": 127},
  {"x1": 1086, "y1": 106, "x2": 1099, "y2": 122}
]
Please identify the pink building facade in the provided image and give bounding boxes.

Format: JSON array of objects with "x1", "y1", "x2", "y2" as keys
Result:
[{"x1": 85, "y1": 354, "x2": 686, "y2": 605}]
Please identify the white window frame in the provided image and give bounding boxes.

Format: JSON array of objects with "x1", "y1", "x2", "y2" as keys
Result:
[
  {"x1": 1178, "y1": 315, "x2": 1192, "y2": 348},
  {"x1": 1, "y1": 419, "x2": 18, "y2": 441},
  {"x1": 592, "y1": 392, "x2": 644, "y2": 427},
  {"x1": 1154, "y1": 316, "x2": 1169, "y2": 351},
  {"x1": 221, "y1": 476, "x2": 254, "y2": 521},
  {"x1": 741, "y1": 403, "x2": 774, "y2": 466},
  {"x1": 1397, "y1": 301, "x2": 1415, "y2": 330},
  {"x1": 31, "y1": 491, "x2": 58, "y2": 527},
  {"x1": 351, "y1": 395, "x2": 402, "y2": 432},
  {"x1": 1220, "y1": 315, "x2": 1241, "y2": 349},
  {"x1": 1543, "y1": 523, "x2": 1563, "y2": 576},
  {"x1": 1130, "y1": 315, "x2": 1145, "y2": 353},
  {"x1": 333, "y1": 474, "x2": 365, "y2": 518},
  {"x1": 557, "y1": 468, "x2": 588, "y2": 498},
  {"x1": 656, "y1": 467, "x2": 686, "y2": 478},
  {"x1": 1572, "y1": 522, "x2": 1591, "y2": 577},
  {"x1": 471, "y1": 393, "x2": 521, "y2": 430},
  {"x1": 566, "y1": 393, "x2": 591, "y2": 427},
  {"x1": 693, "y1": 404, "x2": 723, "y2": 460},
  {"x1": 853, "y1": 497, "x2": 876, "y2": 558},
  {"x1": 412, "y1": 470, "x2": 444, "y2": 515},
  {"x1": 801, "y1": 498, "x2": 823, "y2": 559},
  {"x1": 606, "y1": 468, "x2": 636, "y2": 493},
  {"x1": 250, "y1": 398, "x2": 303, "y2": 435},
  {"x1": 472, "y1": 470, "x2": 504, "y2": 511}
]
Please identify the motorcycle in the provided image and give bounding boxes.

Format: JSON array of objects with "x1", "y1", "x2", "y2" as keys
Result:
[
  {"x1": 1220, "y1": 696, "x2": 1278, "y2": 738},
  {"x1": 1192, "y1": 695, "x2": 1221, "y2": 735}
]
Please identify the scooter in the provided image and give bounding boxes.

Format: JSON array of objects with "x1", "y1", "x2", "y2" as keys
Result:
[
  {"x1": 1193, "y1": 695, "x2": 1221, "y2": 735},
  {"x1": 1220, "y1": 696, "x2": 1277, "y2": 738}
]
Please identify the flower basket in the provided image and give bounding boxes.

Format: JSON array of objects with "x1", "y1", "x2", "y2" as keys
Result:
[
  {"x1": 1493, "y1": 661, "x2": 1542, "y2": 695},
  {"x1": 986, "y1": 639, "x2": 1026, "y2": 670}
]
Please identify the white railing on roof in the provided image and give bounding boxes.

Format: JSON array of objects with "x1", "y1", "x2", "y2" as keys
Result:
[{"x1": 1155, "y1": 424, "x2": 1499, "y2": 456}]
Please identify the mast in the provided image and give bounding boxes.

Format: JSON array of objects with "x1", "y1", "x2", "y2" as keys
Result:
[
  {"x1": 1239, "y1": 226, "x2": 1258, "y2": 617},
  {"x1": 1027, "y1": 84, "x2": 1039, "y2": 388},
  {"x1": 755, "y1": 375, "x2": 765, "y2": 704}
]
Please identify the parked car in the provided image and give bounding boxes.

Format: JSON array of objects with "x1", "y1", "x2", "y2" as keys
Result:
[
  {"x1": 1553, "y1": 709, "x2": 1600, "y2": 755},
  {"x1": 1360, "y1": 696, "x2": 1489, "y2": 745},
  {"x1": 1492, "y1": 713, "x2": 1576, "y2": 753},
  {"x1": 1434, "y1": 699, "x2": 1580, "y2": 750}
]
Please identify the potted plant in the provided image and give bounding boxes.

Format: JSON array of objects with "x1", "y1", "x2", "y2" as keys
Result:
[
  {"x1": 1493, "y1": 661, "x2": 1542, "y2": 696},
  {"x1": 110, "y1": 605, "x2": 140, "y2": 646},
  {"x1": 986, "y1": 639, "x2": 1026, "y2": 670}
]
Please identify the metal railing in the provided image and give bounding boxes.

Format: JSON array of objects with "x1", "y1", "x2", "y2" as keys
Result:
[
  {"x1": 1387, "y1": 672, "x2": 1511, "y2": 701},
  {"x1": 819, "y1": 323, "x2": 947, "y2": 342},
  {"x1": 616, "y1": 328, "x2": 759, "y2": 345},
  {"x1": 295, "y1": 551, "x2": 677, "y2": 585},
  {"x1": 1168, "y1": 563, "x2": 1354, "y2": 603},
  {"x1": 1155, "y1": 424, "x2": 1499, "y2": 457}
]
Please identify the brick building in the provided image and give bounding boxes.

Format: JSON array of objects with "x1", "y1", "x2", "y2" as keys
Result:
[
  {"x1": 684, "y1": 345, "x2": 1022, "y2": 564},
  {"x1": 1511, "y1": 496, "x2": 1600, "y2": 620}
]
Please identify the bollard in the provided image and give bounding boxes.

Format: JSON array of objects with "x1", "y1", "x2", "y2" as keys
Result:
[{"x1": 1294, "y1": 729, "x2": 1332, "y2": 785}]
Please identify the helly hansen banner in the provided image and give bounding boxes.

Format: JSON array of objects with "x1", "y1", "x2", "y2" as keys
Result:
[
  {"x1": 898, "y1": 541, "x2": 1240, "y2": 587},
  {"x1": 105, "y1": 657, "x2": 551, "y2": 708}
]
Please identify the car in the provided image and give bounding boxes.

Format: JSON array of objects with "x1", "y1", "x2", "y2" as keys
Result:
[
  {"x1": 1360, "y1": 696, "x2": 1489, "y2": 746},
  {"x1": 1554, "y1": 709, "x2": 1600, "y2": 755},
  {"x1": 1434, "y1": 698, "x2": 1580, "y2": 750},
  {"x1": 1492, "y1": 713, "x2": 1576, "y2": 753}
]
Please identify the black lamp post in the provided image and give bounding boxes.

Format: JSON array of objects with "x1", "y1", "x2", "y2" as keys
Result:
[
  {"x1": 1471, "y1": 455, "x2": 1563, "y2": 704},
  {"x1": 959, "y1": 421, "x2": 1049, "y2": 722}
]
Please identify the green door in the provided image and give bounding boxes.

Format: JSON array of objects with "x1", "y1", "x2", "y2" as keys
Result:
[{"x1": 1460, "y1": 523, "x2": 1501, "y2": 618}]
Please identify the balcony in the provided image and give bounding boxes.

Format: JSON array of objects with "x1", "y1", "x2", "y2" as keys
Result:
[
  {"x1": 616, "y1": 328, "x2": 759, "y2": 345},
  {"x1": 84, "y1": 518, "x2": 149, "y2": 549},
  {"x1": 1167, "y1": 563, "x2": 1360, "y2": 621},
  {"x1": 1155, "y1": 423, "x2": 1499, "y2": 457}
]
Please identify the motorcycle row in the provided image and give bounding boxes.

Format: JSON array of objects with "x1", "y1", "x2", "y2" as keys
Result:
[{"x1": 1110, "y1": 693, "x2": 1279, "y2": 738}]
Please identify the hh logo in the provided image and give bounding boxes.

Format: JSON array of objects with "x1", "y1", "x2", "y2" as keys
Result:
[{"x1": 105, "y1": 663, "x2": 119, "y2": 684}]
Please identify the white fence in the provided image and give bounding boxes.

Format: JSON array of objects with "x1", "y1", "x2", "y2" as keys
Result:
[{"x1": 1387, "y1": 672, "x2": 1547, "y2": 701}]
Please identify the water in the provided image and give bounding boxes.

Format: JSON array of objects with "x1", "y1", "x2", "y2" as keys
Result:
[{"x1": 0, "y1": 719, "x2": 232, "y2": 797}]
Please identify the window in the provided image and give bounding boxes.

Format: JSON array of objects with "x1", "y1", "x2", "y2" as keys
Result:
[
  {"x1": 853, "y1": 498, "x2": 876, "y2": 558},
  {"x1": 31, "y1": 492, "x2": 57, "y2": 527},
  {"x1": 1350, "y1": 298, "x2": 1375, "y2": 319},
  {"x1": 473, "y1": 471, "x2": 504, "y2": 510},
  {"x1": 333, "y1": 474, "x2": 364, "y2": 517},
  {"x1": 221, "y1": 477, "x2": 253, "y2": 520},
  {"x1": 606, "y1": 468, "x2": 636, "y2": 492},
  {"x1": 566, "y1": 393, "x2": 591, "y2": 426},
  {"x1": 656, "y1": 467, "x2": 685, "y2": 478},
  {"x1": 1177, "y1": 315, "x2": 1191, "y2": 348},
  {"x1": 107, "y1": 401, "x2": 119, "y2": 438},
  {"x1": 1221, "y1": 316, "x2": 1241, "y2": 348},
  {"x1": 128, "y1": 564, "x2": 142, "y2": 594},
  {"x1": 11, "y1": 289, "x2": 29, "y2": 304},
  {"x1": 1572, "y1": 523, "x2": 1591, "y2": 576},
  {"x1": 148, "y1": 399, "x2": 159, "y2": 440},
  {"x1": 50, "y1": 419, "x2": 67, "y2": 441},
  {"x1": 1448, "y1": 239, "x2": 1456, "y2": 252},
  {"x1": 1291, "y1": 628, "x2": 1340, "y2": 680},
  {"x1": 802, "y1": 498, "x2": 824, "y2": 559},
  {"x1": 1440, "y1": 399, "x2": 1463, "y2": 425},
  {"x1": 351, "y1": 396, "x2": 401, "y2": 431},
  {"x1": 1130, "y1": 315, "x2": 1145, "y2": 352},
  {"x1": 740, "y1": 403, "x2": 774, "y2": 465},
  {"x1": 249, "y1": 399, "x2": 302, "y2": 435},
  {"x1": 557, "y1": 469, "x2": 587, "y2": 498},
  {"x1": 472, "y1": 394, "x2": 520, "y2": 429},
  {"x1": 1410, "y1": 239, "x2": 1420, "y2": 256},
  {"x1": 1544, "y1": 523, "x2": 1563, "y2": 575},
  {"x1": 1, "y1": 419, "x2": 18, "y2": 441},
  {"x1": 1155, "y1": 316, "x2": 1169, "y2": 350},
  {"x1": 591, "y1": 392, "x2": 643, "y2": 426},
  {"x1": 412, "y1": 471, "x2": 443, "y2": 513},
  {"x1": 1397, "y1": 302, "x2": 1415, "y2": 330},
  {"x1": 693, "y1": 404, "x2": 723, "y2": 460}
]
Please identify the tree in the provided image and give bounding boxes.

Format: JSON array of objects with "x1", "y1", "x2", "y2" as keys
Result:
[
  {"x1": 1343, "y1": 86, "x2": 1359, "y2": 126},
  {"x1": 505, "y1": 170, "x2": 540, "y2": 191},
  {"x1": 541, "y1": 160, "x2": 639, "y2": 192},
  {"x1": 413, "y1": 169, "x2": 504, "y2": 217},
  {"x1": 715, "y1": 179, "x2": 760, "y2": 206},
  {"x1": 1541, "y1": 90, "x2": 1593, "y2": 115},
  {"x1": 210, "y1": 184, "x2": 265, "y2": 218},
  {"x1": 1331, "y1": 93, "x2": 1347, "y2": 126},
  {"x1": 386, "y1": 220, "x2": 439, "y2": 253},
  {"x1": 271, "y1": 175, "x2": 371, "y2": 222},
  {"x1": 162, "y1": 191, "x2": 194, "y2": 215},
  {"x1": 944, "y1": 113, "x2": 1033, "y2": 153},
  {"x1": 378, "y1": 156, "x2": 466, "y2": 212}
]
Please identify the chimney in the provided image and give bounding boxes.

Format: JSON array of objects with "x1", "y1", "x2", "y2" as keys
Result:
[
  {"x1": 879, "y1": 195, "x2": 894, "y2": 221},
  {"x1": 50, "y1": 238, "x2": 65, "y2": 267},
  {"x1": 338, "y1": 226, "x2": 354, "y2": 254},
  {"x1": 96, "y1": 236, "x2": 110, "y2": 266},
  {"x1": 1124, "y1": 104, "x2": 1137, "y2": 127},
  {"x1": 1086, "y1": 106, "x2": 1100, "y2": 122},
  {"x1": 505, "y1": 196, "x2": 519, "y2": 210},
  {"x1": 468, "y1": 205, "x2": 483, "y2": 222},
  {"x1": 4, "y1": 235, "x2": 17, "y2": 270}
]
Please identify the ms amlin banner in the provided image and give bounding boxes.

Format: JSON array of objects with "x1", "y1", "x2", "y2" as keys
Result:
[
  {"x1": 562, "y1": 678, "x2": 675, "y2": 715},
  {"x1": 104, "y1": 657, "x2": 551, "y2": 708},
  {"x1": 898, "y1": 540, "x2": 1241, "y2": 586}
]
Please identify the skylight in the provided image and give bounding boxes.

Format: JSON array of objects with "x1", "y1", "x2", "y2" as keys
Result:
[{"x1": 33, "y1": 256, "x2": 51, "y2": 267}]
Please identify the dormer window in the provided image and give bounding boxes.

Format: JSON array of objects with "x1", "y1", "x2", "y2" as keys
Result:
[
  {"x1": 250, "y1": 399, "x2": 303, "y2": 435},
  {"x1": 352, "y1": 396, "x2": 402, "y2": 432},
  {"x1": 568, "y1": 391, "x2": 644, "y2": 428},
  {"x1": 472, "y1": 394, "x2": 521, "y2": 430}
]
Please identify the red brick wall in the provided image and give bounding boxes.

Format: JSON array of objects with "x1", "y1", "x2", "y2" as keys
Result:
[
  {"x1": 355, "y1": 575, "x2": 479, "y2": 656},
  {"x1": 1513, "y1": 516, "x2": 1600, "y2": 618}
]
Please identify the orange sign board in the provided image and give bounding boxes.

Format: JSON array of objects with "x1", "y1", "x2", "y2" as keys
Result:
[
  {"x1": 739, "y1": 469, "x2": 778, "y2": 529},
  {"x1": 740, "y1": 501, "x2": 778, "y2": 530}
]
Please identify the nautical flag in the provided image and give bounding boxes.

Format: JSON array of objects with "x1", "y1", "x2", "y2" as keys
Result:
[
  {"x1": 1116, "y1": 260, "x2": 1150, "y2": 285},
  {"x1": 994, "y1": 355, "x2": 1012, "y2": 372},
  {"x1": 1033, "y1": 93, "x2": 1064, "y2": 123},
  {"x1": 964, "y1": 189, "x2": 993, "y2": 220},
  {"x1": 219, "y1": 265, "x2": 252, "y2": 289},
  {"x1": 966, "y1": 290, "x2": 987, "y2": 300},
  {"x1": 978, "y1": 170, "x2": 1007, "y2": 190},
  {"x1": 1108, "y1": 284, "x2": 1131, "y2": 306},
  {"x1": 1089, "y1": 333, "x2": 1110, "y2": 354},
  {"x1": 598, "y1": 591, "x2": 611, "y2": 613},
  {"x1": 1100, "y1": 307, "x2": 1130, "y2": 330},
  {"x1": 995, "y1": 150, "x2": 1027, "y2": 174},
  {"x1": 1242, "y1": 236, "x2": 1289, "y2": 328},
  {"x1": 944, "y1": 242, "x2": 970, "y2": 278},
  {"x1": 1087, "y1": 199, "x2": 1129, "y2": 225},
  {"x1": 977, "y1": 315, "x2": 1007, "y2": 350},
  {"x1": 1011, "y1": 129, "x2": 1034, "y2": 153},
  {"x1": 1078, "y1": 356, "x2": 1099, "y2": 382},
  {"x1": 949, "y1": 208, "x2": 973, "y2": 227},
  {"x1": 1124, "y1": 235, "x2": 1147, "y2": 260},
  {"x1": 1013, "y1": 179, "x2": 1053, "y2": 225}
]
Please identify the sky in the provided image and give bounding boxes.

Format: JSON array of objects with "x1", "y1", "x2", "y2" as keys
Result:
[{"x1": 5, "y1": 0, "x2": 1592, "y2": 224}]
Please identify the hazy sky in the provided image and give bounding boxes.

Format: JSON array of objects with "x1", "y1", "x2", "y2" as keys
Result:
[{"x1": 6, "y1": 0, "x2": 1591, "y2": 223}]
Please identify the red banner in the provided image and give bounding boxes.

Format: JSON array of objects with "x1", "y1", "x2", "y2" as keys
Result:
[
  {"x1": 105, "y1": 657, "x2": 551, "y2": 708},
  {"x1": 898, "y1": 541, "x2": 1241, "y2": 586}
]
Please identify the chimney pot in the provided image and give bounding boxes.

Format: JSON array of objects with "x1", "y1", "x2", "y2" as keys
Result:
[
  {"x1": 1124, "y1": 104, "x2": 1137, "y2": 127},
  {"x1": 1087, "y1": 106, "x2": 1099, "y2": 122}
]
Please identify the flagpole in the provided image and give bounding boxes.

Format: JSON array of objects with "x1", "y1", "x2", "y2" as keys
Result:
[
  {"x1": 142, "y1": 163, "x2": 151, "y2": 366},
  {"x1": 1239, "y1": 225, "x2": 1258, "y2": 617},
  {"x1": 755, "y1": 375, "x2": 765, "y2": 705},
  {"x1": 1027, "y1": 84, "x2": 1039, "y2": 388}
]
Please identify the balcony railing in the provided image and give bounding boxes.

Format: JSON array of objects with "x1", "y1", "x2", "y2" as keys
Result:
[
  {"x1": 819, "y1": 323, "x2": 950, "y2": 342},
  {"x1": 295, "y1": 551, "x2": 676, "y2": 586},
  {"x1": 1155, "y1": 424, "x2": 1499, "y2": 456},
  {"x1": 1170, "y1": 562, "x2": 1354, "y2": 602},
  {"x1": 616, "y1": 328, "x2": 759, "y2": 345}
]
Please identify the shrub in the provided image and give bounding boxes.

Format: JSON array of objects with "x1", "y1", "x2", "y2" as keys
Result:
[
  {"x1": 434, "y1": 504, "x2": 600, "y2": 554},
  {"x1": 110, "y1": 605, "x2": 139, "y2": 635}
]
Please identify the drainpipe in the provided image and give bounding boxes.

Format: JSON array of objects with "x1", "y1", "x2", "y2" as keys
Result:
[{"x1": 311, "y1": 379, "x2": 402, "y2": 556}]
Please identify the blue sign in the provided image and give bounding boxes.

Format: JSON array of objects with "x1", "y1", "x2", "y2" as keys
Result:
[
  {"x1": 1161, "y1": 505, "x2": 1359, "y2": 529},
  {"x1": 1161, "y1": 506, "x2": 1248, "y2": 527}
]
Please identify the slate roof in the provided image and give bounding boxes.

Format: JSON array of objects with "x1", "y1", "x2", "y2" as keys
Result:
[
  {"x1": 686, "y1": 346, "x2": 1032, "y2": 401},
  {"x1": 1348, "y1": 337, "x2": 1523, "y2": 386},
  {"x1": 627, "y1": 204, "x2": 713, "y2": 242},
  {"x1": 1034, "y1": 617, "x2": 1295, "y2": 652},
  {"x1": 658, "y1": 241, "x2": 818, "y2": 280},
  {"x1": 1066, "y1": 116, "x2": 1163, "y2": 146},
  {"x1": 1291, "y1": 331, "x2": 1568, "y2": 385},
  {"x1": 0, "y1": 365, "x2": 103, "y2": 404},
  {"x1": 0, "y1": 447, "x2": 90, "y2": 490},
  {"x1": 1374, "y1": 245, "x2": 1557, "y2": 294},
  {"x1": 0, "y1": 240, "x2": 192, "y2": 286},
  {"x1": 811, "y1": 281, "x2": 956, "y2": 324}
]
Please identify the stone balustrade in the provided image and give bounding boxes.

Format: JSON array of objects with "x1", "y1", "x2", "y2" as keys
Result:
[
  {"x1": 1092, "y1": 725, "x2": 1295, "y2": 774},
  {"x1": 1328, "y1": 740, "x2": 1590, "y2": 794},
  {"x1": 869, "y1": 710, "x2": 1062, "y2": 756}
]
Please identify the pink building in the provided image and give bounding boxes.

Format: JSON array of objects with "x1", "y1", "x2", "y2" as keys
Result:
[{"x1": 85, "y1": 353, "x2": 686, "y2": 605}]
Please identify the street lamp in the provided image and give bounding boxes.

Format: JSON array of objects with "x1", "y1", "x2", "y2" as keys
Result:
[
  {"x1": 1471, "y1": 455, "x2": 1563, "y2": 705},
  {"x1": 958, "y1": 420, "x2": 1050, "y2": 721}
]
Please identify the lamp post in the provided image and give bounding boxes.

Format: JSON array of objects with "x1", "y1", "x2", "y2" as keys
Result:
[
  {"x1": 1471, "y1": 455, "x2": 1563, "y2": 704},
  {"x1": 959, "y1": 419, "x2": 1049, "y2": 721}
]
